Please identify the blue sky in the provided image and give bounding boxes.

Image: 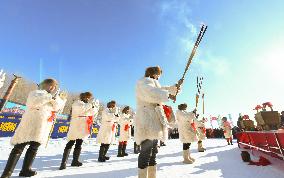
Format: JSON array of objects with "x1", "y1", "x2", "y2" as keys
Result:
[{"x1": 1, "y1": 0, "x2": 284, "y2": 123}]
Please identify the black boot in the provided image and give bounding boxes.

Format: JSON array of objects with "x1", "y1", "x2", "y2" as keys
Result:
[
  {"x1": 160, "y1": 141, "x2": 166, "y2": 147},
  {"x1": 134, "y1": 142, "x2": 139, "y2": 154},
  {"x1": 19, "y1": 144, "x2": 39, "y2": 177},
  {"x1": 117, "y1": 144, "x2": 123, "y2": 157},
  {"x1": 71, "y1": 148, "x2": 82, "y2": 167},
  {"x1": 1, "y1": 148, "x2": 22, "y2": 178},
  {"x1": 59, "y1": 149, "x2": 71, "y2": 170},
  {"x1": 227, "y1": 140, "x2": 230, "y2": 145},
  {"x1": 98, "y1": 145, "x2": 106, "y2": 162},
  {"x1": 122, "y1": 144, "x2": 128, "y2": 156},
  {"x1": 103, "y1": 144, "x2": 110, "y2": 160}
]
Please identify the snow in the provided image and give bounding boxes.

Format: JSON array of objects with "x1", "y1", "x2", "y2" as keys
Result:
[{"x1": 0, "y1": 138, "x2": 283, "y2": 178}]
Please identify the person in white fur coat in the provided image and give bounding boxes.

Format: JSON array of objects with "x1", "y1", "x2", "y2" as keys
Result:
[
  {"x1": 59, "y1": 92, "x2": 99, "y2": 170},
  {"x1": 176, "y1": 103, "x2": 198, "y2": 164},
  {"x1": 96, "y1": 100, "x2": 120, "y2": 162},
  {"x1": 195, "y1": 116, "x2": 207, "y2": 152},
  {"x1": 117, "y1": 106, "x2": 133, "y2": 157},
  {"x1": 221, "y1": 117, "x2": 233, "y2": 145},
  {"x1": 136, "y1": 66, "x2": 181, "y2": 178},
  {"x1": 1, "y1": 79, "x2": 66, "y2": 178}
]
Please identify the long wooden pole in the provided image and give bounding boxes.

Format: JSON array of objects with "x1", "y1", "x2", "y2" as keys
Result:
[
  {"x1": 0, "y1": 74, "x2": 21, "y2": 111},
  {"x1": 174, "y1": 24, "x2": 207, "y2": 102}
]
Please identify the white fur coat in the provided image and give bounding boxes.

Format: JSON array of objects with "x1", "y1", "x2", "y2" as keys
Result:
[
  {"x1": 176, "y1": 110, "x2": 198, "y2": 143},
  {"x1": 195, "y1": 118, "x2": 206, "y2": 140},
  {"x1": 67, "y1": 100, "x2": 98, "y2": 141},
  {"x1": 11, "y1": 90, "x2": 66, "y2": 145},
  {"x1": 96, "y1": 108, "x2": 119, "y2": 144},
  {"x1": 135, "y1": 77, "x2": 176, "y2": 144},
  {"x1": 222, "y1": 121, "x2": 233, "y2": 138},
  {"x1": 118, "y1": 114, "x2": 133, "y2": 142}
]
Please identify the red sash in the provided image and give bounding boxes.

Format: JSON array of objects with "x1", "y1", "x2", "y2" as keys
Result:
[
  {"x1": 191, "y1": 122, "x2": 196, "y2": 131},
  {"x1": 124, "y1": 124, "x2": 130, "y2": 131},
  {"x1": 201, "y1": 127, "x2": 206, "y2": 134},
  {"x1": 48, "y1": 111, "x2": 56, "y2": 122},
  {"x1": 112, "y1": 124, "x2": 116, "y2": 131},
  {"x1": 163, "y1": 105, "x2": 172, "y2": 121},
  {"x1": 86, "y1": 116, "x2": 93, "y2": 133}
]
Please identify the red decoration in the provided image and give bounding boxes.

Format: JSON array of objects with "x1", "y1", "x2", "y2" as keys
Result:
[
  {"x1": 48, "y1": 111, "x2": 56, "y2": 122},
  {"x1": 262, "y1": 102, "x2": 273, "y2": 107},
  {"x1": 163, "y1": 105, "x2": 172, "y2": 121},
  {"x1": 112, "y1": 124, "x2": 116, "y2": 131},
  {"x1": 254, "y1": 105, "x2": 262, "y2": 112},
  {"x1": 262, "y1": 102, "x2": 273, "y2": 111},
  {"x1": 86, "y1": 116, "x2": 93, "y2": 133},
  {"x1": 124, "y1": 124, "x2": 130, "y2": 131},
  {"x1": 191, "y1": 122, "x2": 196, "y2": 131},
  {"x1": 243, "y1": 115, "x2": 250, "y2": 120},
  {"x1": 203, "y1": 127, "x2": 206, "y2": 135}
]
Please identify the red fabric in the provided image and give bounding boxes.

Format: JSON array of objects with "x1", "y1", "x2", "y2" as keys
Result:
[
  {"x1": 112, "y1": 124, "x2": 116, "y2": 131},
  {"x1": 163, "y1": 105, "x2": 172, "y2": 121},
  {"x1": 48, "y1": 111, "x2": 56, "y2": 122},
  {"x1": 249, "y1": 156, "x2": 271, "y2": 166},
  {"x1": 203, "y1": 127, "x2": 206, "y2": 135},
  {"x1": 124, "y1": 124, "x2": 130, "y2": 131},
  {"x1": 191, "y1": 122, "x2": 196, "y2": 131},
  {"x1": 119, "y1": 141, "x2": 128, "y2": 145},
  {"x1": 86, "y1": 116, "x2": 93, "y2": 133}
]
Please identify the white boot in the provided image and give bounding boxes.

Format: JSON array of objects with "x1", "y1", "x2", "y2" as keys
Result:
[
  {"x1": 148, "y1": 165, "x2": 156, "y2": 178},
  {"x1": 138, "y1": 168, "x2": 148, "y2": 178},
  {"x1": 188, "y1": 150, "x2": 195, "y2": 162},
  {"x1": 183, "y1": 150, "x2": 194, "y2": 164}
]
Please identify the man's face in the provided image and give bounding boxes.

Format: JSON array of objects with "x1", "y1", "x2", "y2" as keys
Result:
[
  {"x1": 83, "y1": 96, "x2": 92, "y2": 103},
  {"x1": 47, "y1": 85, "x2": 56, "y2": 93},
  {"x1": 153, "y1": 74, "x2": 160, "y2": 80},
  {"x1": 109, "y1": 103, "x2": 116, "y2": 109}
]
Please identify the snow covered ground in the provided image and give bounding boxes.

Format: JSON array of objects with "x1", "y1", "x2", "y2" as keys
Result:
[{"x1": 0, "y1": 138, "x2": 283, "y2": 178}]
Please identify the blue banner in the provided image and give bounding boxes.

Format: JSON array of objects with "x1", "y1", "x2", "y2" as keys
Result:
[{"x1": 0, "y1": 115, "x2": 21, "y2": 137}]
